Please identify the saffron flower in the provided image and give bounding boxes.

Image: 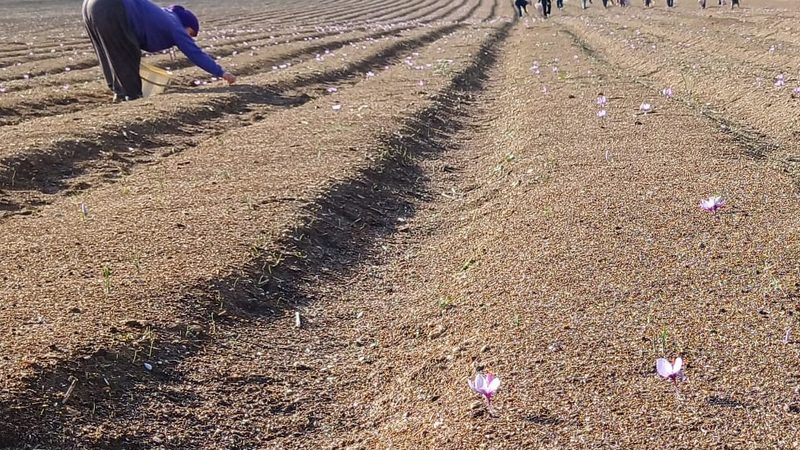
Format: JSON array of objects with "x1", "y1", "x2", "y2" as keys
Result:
[
  {"x1": 775, "y1": 74, "x2": 785, "y2": 88},
  {"x1": 792, "y1": 87, "x2": 800, "y2": 97},
  {"x1": 596, "y1": 95, "x2": 608, "y2": 107},
  {"x1": 699, "y1": 195, "x2": 725, "y2": 213},
  {"x1": 468, "y1": 372, "x2": 500, "y2": 406},
  {"x1": 656, "y1": 357, "x2": 684, "y2": 385},
  {"x1": 639, "y1": 102, "x2": 652, "y2": 113},
  {"x1": 597, "y1": 109, "x2": 607, "y2": 118},
  {"x1": 661, "y1": 87, "x2": 673, "y2": 98}
]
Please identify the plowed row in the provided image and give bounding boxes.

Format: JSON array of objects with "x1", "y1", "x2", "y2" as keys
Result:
[{"x1": 2, "y1": 0, "x2": 800, "y2": 448}]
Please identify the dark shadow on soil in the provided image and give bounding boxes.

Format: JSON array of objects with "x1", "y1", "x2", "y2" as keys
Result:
[
  {"x1": 0, "y1": 20, "x2": 512, "y2": 449},
  {"x1": 706, "y1": 395, "x2": 751, "y2": 409},
  {"x1": 525, "y1": 414, "x2": 565, "y2": 426}
]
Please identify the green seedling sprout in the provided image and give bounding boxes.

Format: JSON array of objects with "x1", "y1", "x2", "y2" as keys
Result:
[{"x1": 102, "y1": 266, "x2": 112, "y2": 294}]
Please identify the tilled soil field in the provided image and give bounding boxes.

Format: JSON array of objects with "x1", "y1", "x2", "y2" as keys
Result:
[{"x1": 1, "y1": 0, "x2": 800, "y2": 448}]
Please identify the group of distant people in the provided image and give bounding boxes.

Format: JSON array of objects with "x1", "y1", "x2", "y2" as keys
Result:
[{"x1": 514, "y1": 0, "x2": 740, "y2": 17}]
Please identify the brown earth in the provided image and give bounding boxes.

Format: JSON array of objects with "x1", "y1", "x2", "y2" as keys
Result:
[{"x1": 1, "y1": 0, "x2": 800, "y2": 448}]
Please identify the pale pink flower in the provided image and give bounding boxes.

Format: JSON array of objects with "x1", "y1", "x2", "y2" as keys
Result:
[
  {"x1": 656, "y1": 357, "x2": 684, "y2": 385},
  {"x1": 326, "y1": 87, "x2": 338, "y2": 93},
  {"x1": 639, "y1": 102, "x2": 652, "y2": 113},
  {"x1": 468, "y1": 372, "x2": 500, "y2": 405},
  {"x1": 366, "y1": 71, "x2": 375, "y2": 78},
  {"x1": 332, "y1": 104, "x2": 342, "y2": 111},
  {"x1": 596, "y1": 95, "x2": 608, "y2": 107},
  {"x1": 661, "y1": 87, "x2": 673, "y2": 98},
  {"x1": 699, "y1": 195, "x2": 725, "y2": 213},
  {"x1": 792, "y1": 87, "x2": 800, "y2": 97},
  {"x1": 775, "y1": 74, "x2": 785, "y2": 88},
  {"x1": 417, "y1": 80, "x2": 425, "y2": 86},
  {"x1": 597, "y1": 109, "x2": 607, "y2": 118}
]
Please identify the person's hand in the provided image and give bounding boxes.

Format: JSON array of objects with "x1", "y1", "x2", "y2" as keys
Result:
[{"x1": 222, "y1": 72, "x2": 237, "y2": 85}]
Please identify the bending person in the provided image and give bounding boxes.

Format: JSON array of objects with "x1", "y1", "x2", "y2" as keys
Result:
[{"x1": 82, "y1": 0, "x2": 237, "y2": 101}]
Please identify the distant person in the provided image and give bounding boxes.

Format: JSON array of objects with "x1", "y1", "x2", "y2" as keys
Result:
[
  {"x1": 541, "y1": 0, "x2": 552, "y2": 17},
  {"x1": 644, "y1": 0, "x2": 652, "y2": 6},
  {"x1": 556, "y1": 0, "x2": 564, "y2": 10},
  {"x1": 515, "y1": 0, "x2": 529, "y2": 17},
  {"x1": 82, "y1": 0, "x2": 237, "y2": 101},
  {"x1": 667, "y1": 0, "x2": 674, "y2": 6},
  {"x1": 731, "y1": 0, "x2": 739, "y2": 7}
]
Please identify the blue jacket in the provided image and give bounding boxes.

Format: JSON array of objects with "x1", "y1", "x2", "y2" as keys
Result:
[{"x1": 121, "y1": 0, "x2": 224, "y2": 77}]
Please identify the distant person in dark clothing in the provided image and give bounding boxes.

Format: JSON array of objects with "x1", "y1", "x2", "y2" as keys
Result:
[
  {"x1": 541, "y1": 0, "x2": 552, "y2": 16},
  {"x1": 667, "y1": 0, "x2": 674, "y2": 6},
  {"x1": 556, "y1": 0, "x2": 564, "y2": 9},
  {"x1": 515, "y1": 0, "x2": 529, "y2": 17},
  {"x1": 82, "y1": 0, "x2": 237, "y2": 101}
]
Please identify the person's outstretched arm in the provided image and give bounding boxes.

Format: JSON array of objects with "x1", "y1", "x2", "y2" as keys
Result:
[{"x1": 173, "y1": 29, "x2": 236, "y2": 84}]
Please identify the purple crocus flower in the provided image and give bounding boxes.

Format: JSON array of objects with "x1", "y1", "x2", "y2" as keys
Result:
[
  {"x1": 699, "y1": 195, "x2": 725, "y2": 213},
  {"x1": 597, "y1": 109, "x2": 607, "y2": 118},
  {"x1": 775, "y1": 74, "x2": 785, "y2": 88},
  {"x1": 656, "y1": 357, "x2": 684, "y2": 386},
  {"x1": 468, "y1": 372, "x2": 500, "y2": 406},
  {"x1": 597, "y1": 95, "x2": 608, "y2": 107},
  {"x1": 661, "y1": 87, "x2": 673, "y2": 98}
]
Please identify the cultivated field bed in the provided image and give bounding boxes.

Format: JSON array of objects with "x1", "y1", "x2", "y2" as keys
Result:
[{"x1": 1, "y1": 0, "x2": 800, "y2": 448}]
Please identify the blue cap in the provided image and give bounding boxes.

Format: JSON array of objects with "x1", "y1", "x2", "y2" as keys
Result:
[{"x1": 168, "y1": 5, "x2": 200, "y2": 34}]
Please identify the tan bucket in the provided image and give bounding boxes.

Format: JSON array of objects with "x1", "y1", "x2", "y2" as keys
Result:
[{"x1": 139, "y1": 63, "x2": 172, "y2": 98}]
